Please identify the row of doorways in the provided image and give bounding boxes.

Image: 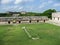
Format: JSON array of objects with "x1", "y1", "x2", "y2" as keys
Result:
[{"x1": 8, "y1": 20, "x2": 46, "y2": 24}]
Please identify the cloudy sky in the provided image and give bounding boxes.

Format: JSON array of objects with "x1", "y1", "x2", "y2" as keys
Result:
[{"x1": 0, "y1": 0, "x2": 60, "y2": 13}]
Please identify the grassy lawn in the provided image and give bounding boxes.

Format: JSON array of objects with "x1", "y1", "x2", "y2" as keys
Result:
[{"x1": 0, "y1": 23, "x2": 60, "y2": 45}]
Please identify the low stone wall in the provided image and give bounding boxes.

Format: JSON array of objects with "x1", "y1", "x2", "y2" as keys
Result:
[
  {"x1": 0, "y1": 20, "x2": 48, "y2": 24},
  {"x1": 0, "y1": 16, "x2": 49, "y2": 24},
  {"x1": 0, "y1": 22, "x2": 8, "y2": 24}
]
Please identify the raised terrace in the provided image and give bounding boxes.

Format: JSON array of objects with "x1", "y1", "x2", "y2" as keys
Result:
[{"x1": 0, "y1": 16, "x2": 48, "y2": 24}]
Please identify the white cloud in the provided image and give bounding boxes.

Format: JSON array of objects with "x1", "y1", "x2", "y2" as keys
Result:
[
  {"x1": 14, "y1": 0, "x2": 22, "y2": 4},
  {"x1": 1, "y1": 0, "x2": 34, "y2": 4},
  {"x1": 48, "y1": 0, "x2": 53, "y2": 4},
  {"x1": 1, "y1": 0, "x2": 13, "y2": 4},
  {"x1": 39, "y1": 2, "x2": 47, "y2": 9},
  {"x1": 53, "y1": 3, "x2": 60, "y2": 7},
  {"x1": 19, "y1": 7, "x2": 23, "y2": 10},
  {"x1": 39, "y1": 0, "x2": 53, "y2": 9},
  {"x1": 2, "y1": 6, "x2": 16, "y2": 11},
  {"x1": 14, "y1": 0, "x2": 34, "y2": 4},
  {"x1": 24, "y1": 0, "x2": 33, "y2": 2},
  {"x1": 39, "y1": 5, "x2": 45, "y2": 9},
  {"x1": 2, "y1": 5, "x2": 23, "y2": 11}
]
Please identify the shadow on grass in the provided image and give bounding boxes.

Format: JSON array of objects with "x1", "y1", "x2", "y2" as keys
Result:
[
  {"x1": 56, "y1": 39, "x2": 60, "y2": 45},
  {"x1": 0, "y1": 39, "x2": 4, "y2": 45}
]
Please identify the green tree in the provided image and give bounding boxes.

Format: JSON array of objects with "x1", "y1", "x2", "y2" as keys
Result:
[{"x1": 42, "y1": 9, "x2": 56, "y2": 19}]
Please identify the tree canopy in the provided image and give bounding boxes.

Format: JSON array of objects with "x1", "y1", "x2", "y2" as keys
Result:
[{"x1": 41, "y1": 9, "x2": 56, "y2": 18}]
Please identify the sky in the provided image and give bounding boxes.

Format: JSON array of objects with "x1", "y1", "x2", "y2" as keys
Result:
[{"x1": 0, "y1": 0, "x2": 60, "y2": 13}]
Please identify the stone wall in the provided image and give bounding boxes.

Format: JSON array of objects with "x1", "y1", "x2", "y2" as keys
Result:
[
  {"x1": 0, "y1": 16, "x2": 48, "y2": 24},
  {"x1": 52, "y1": 12, "x2": 60, "y2": 23}
]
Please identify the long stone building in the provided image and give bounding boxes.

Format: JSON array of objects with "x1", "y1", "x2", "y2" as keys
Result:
[
  {"x1": 0, "y1": 16, "x2": 48, "y2": 23},
  {"x1": 0, "y1": 12, "x2": 49, "y2": 24}
]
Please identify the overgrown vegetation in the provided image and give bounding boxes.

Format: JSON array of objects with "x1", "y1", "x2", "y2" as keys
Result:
[{"x1": 0, "y1": 9, "x2": 56, "y2": 18}]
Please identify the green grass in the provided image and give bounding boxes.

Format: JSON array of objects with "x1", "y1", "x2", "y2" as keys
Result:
[{"x1": 0, "y1": 23, "x2": 60, "y2": 45}]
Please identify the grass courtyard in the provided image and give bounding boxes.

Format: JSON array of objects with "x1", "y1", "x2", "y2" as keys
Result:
[{"x1": 0, "y1": 23, "x2": 60, "y2": 45}]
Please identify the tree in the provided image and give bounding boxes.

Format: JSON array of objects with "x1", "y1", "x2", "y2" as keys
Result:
[
  {"x1": 42, "y1": 9, "x2": 56, "y2": 19},
  {"x1": 0, "y1": 13, "x2": 7, "y2": 17}
]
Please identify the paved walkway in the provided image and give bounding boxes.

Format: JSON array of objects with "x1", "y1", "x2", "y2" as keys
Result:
[
  {"x1": 0, "y1": 21, "x2": 60, "y2": 26},
  {"x1": 46, "y1": 20, "x2": 60, "y2": 26},
  {"x1": 0, "y1": 21, "x2": 45, "y2": 25}
]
